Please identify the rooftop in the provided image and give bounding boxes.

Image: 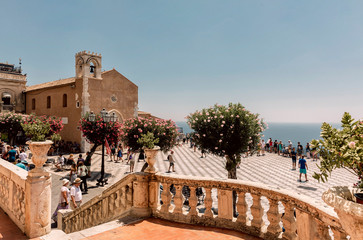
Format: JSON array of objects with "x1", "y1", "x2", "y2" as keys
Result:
[{"x1": 0, "y1": 62, "x2": 23, "y2": 75}]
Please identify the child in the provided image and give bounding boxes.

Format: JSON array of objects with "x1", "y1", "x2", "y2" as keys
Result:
[{"x1": 298, "y1": 155, "x2": 308, "y2": 182}]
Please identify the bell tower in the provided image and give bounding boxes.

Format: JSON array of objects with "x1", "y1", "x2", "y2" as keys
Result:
[{"x1": 75, "y1": 51, "x2": 102, "y2": 79}]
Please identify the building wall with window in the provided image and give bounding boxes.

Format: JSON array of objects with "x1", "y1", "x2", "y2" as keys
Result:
[
  {"x1": 25, "y1": 51, "x2": 138, "y2": 150},
  {"x1": 0, "y1": 63, "x2": 27, "y2": 113}
]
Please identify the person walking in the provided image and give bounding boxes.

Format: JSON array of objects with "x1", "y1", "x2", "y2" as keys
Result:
[
  {"x1": 116, "y1": 144, "x2": 123, "y2": 162},
  {"x1": 167, "y1": 150, "x2": 175, "y2": 173},
  {"x1": 298, "y1": 155, "x2": 308, "y2": 182},
  {"x1": 261, "y1": 139, "x2": 266, "y2": 156},
  {"x1": 297, "y1": 142, "x2": 303, "y2": 158},
  {"x1": 291, "y1": 148, "x2": 297, "y2": 170},
  {"x1": 70, "y1": 163, "x2": 77, "y2": 184},
  {"x1": 52, "y1": 179, "x2": 70, "y2": 222},
  {"x1": 77, "y1": 162, "x2": 88, "y2": 193},
  {"x1": 84, "y1": 152, "x2": 92, "y2": 177},
  {"x1": 7, "y1": 146, "x2": 17, "y2": 163},
  {"x1": 110, "y1": 144, "x2": 116, "y2": 162},
  {"x1": 305, "y1": 143, "x2": 311, "y2": 159},
  {"x1": 70, "y1": 178, "x2": 83, "y2": 209},
  {"x1": 77, "y1": 154, "x2": 85, "y2": 168},
  {"x1": 129, "y1": 152, "x2": 135, "y2": 173}
]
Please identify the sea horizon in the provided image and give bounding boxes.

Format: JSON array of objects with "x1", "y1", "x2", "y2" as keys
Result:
[{"x1": 175, "y1": 121, "x2": 341, "y2": 147}]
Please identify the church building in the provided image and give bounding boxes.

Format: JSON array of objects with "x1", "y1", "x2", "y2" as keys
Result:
[{"x1": 10, "y1": 51, "x2": 138, "y2": 151}]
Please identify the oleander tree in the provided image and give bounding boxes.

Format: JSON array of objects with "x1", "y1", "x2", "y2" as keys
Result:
[
  {"x1": 187, "y1": 103, "x2": 266, "y2": 179},
  {"x1": 311, "y1": 112, "x2": 363, "y2": 189},
  {"x1": 0, "y1": 112, "x2": 26, "y2": 145},
  {"x1": 79, "y1": 112, "x2": 122, "y2": 156},
  {"x1": 121, "y1": 117, "x2": 178, "y2": 152}
]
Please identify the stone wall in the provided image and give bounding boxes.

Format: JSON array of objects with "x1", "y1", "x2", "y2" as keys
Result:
[{"x1": 0, "y1": 160, "x2": 27, "y2": 232}]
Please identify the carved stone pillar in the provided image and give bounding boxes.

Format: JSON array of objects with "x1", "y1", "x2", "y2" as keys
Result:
[
  {"x1": 218, "y1": 189, "x2": 232, "y2": 220},
  {"x1": 282, "y1": 204, "x2": 297, "y2": 240},
  {"x1": 204, "y1": 187, "x2": 213, "y2": 218},
  {"x1": 161, "y1": 183, "x2": 171, "y2": 213},
  {"x1": 267, "y1": 199, "x2": 281, "y2": 237},
  {"x1": 173, "y1": 184, "x2": 183, "y2": 214},
  {"x1": 188, "y1": 186, "x2": 198, "y2": 216},
  {"x1": 236, "y1": 191, "x2": 247, "y2": 224},
  {"x1": 132, "y1": 175, "x2": 151, "y2": 217},
  {"x1": 148, "y1": 178, "x2": 159, "y2": 212},
  {"x1": 25, "y1": 171, "x2": 51, "y2": 238},
  {"x1": 295, "y1": 209, "x2": 312, "y2": 240},
  {"x1": 250, "y1": 193, "x2": 264, "y2": 231}
]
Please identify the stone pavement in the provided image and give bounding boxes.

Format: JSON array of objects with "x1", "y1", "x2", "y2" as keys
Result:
[{"x1": 48, "y1": 143, "x2": 357, "y2": 215}]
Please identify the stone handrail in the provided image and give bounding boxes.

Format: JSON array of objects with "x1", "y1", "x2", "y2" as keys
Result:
[
  {"x1": 151, "y1": 174, "x2": 348, "y2": 240},
  {"x1": 0, "y1": 160, "x2": 27, "y2": 232},
  {"x1": 58, "y1": 172, "x2": 349, "y2": 239},
  {"x1": 58, "y1": 172, "x2": 150, "y2": 233}
]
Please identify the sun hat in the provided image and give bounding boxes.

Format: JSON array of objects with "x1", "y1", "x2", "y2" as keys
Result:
[
  {"x1": 62, "y1": 179, "x2": 69, "y2": 186},
  {"x1": 73, "y1": 178, "x2": 82, "y2": 184}
]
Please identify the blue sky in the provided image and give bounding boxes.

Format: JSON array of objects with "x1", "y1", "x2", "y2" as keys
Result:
[{"x1": 1, "y1": 1, "x2": 363, "y2": 123}]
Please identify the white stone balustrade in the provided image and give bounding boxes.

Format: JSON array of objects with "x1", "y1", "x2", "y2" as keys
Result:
[{"x1": 57, "y1": 172, "x2": 349, "y2": 239}]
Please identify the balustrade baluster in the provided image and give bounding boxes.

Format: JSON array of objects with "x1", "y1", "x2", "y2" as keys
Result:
[
  {"x1": 161, "y1": 183, "x2": 172, "y2": 213},
  {"x1": 313, "y1": 219, "x2": 330, "y2": 240},
  {"x1": 250, "y1": 193, "x2": 264, "y2": 230},
  {"x1": 236, "y1": 191, "x2": 247, "y2": 224},
  {"x1": 188, "y1": 186, "x2": 198, "y2": 216},
  {"x1": 121, "y1": 186, "x2": 126, "y2": 210},
  {"x1": 282, "y1": 204, "x2": 297, "y2": 240},
  {"x1": 267, "y1": 199, "x2": 281, "y2": 237},
  {"x1": 204, "y1": 187, "x2": 213, "y2": 218},
  {"x1": 126, "y1": 183, "x2": 133, "y2": 209},
  {"x1": 173, "y1": 184, "x2": 183, "y2": 214}
]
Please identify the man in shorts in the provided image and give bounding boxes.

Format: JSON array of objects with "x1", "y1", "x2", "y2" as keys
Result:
[
  {"x1": 167, "y1": 150, "x2": 175, "y2": 173},
  {"x1": 298, "y1": 155, "x2": 308, "y2": 182}
]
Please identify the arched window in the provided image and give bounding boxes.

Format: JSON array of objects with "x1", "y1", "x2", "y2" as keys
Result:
[
  {"x1": 47, "y1": 96, "x2": 51, "y2": 109},
  {"x1": 31, "y1": 98, "x2": 35, "y2": 110},
  {"x1": 63, "y1": 94, "x2": 67, "y2": 107},
  {"x1": 2, "y1": 92, "x2": 11, "y2": 105}
]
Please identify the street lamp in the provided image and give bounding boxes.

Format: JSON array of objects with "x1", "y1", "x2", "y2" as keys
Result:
[{"x1": 88, "y1": 108, "x2": 114, "y2": 186}]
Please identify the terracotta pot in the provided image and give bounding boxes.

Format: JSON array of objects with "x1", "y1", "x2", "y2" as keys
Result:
[
  {"x1": 322, "y1": 186, "x2": 363, "y2": 240},
  {"x1": 27, "y1": 140, "x2": 53, "y2": 172},
  {"x1": 144, "y1": 147, "x2": 160, "y2": 173}
]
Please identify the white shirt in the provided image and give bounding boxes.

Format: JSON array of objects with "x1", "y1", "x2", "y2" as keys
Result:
[
  {"x1": 19, "y1": 152, "x2": 28, "y2": 161},
  {"x1": 70, "y1": 186, "x2": 82, "y2": 201},
  {"x1": 58, "y1": 156, "x2": 65, "y2": 165},
  {"x1": 59, "y1": 186, "x2": 70, "y2": 203}
]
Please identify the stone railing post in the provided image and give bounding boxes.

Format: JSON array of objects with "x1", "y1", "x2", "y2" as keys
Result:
[
  {"x1": 204, "y1": 187, "x2": 213, "y2": 218},
  {"x1": 161, "y1": 182, "x2": 171, "y2": 213},
  {"x1": 25, "y1": 171, "x2": 52, "y2": 238},
  {"x1": 266, "y1": 199, "x2": 281, "y2": 238},
  {"x1": 173, "y1": 184, "x2": 184, "y2": 214},
  {"x1": 250, "y1": 193, "x2": 263, "y2": 232},
  {"x1": 282, "y1": 204, "x2": 297, "y2": 240},
  {"x1": 295, "y1": 208, "x2": 328, "y2": 240},
  {"x1": 148, "y1": 177, "x2": 159, "y2": 213},
  {"x1": 236, "y1": 191, "x2": 247, "y2": 224},
  {"x1": 188, "y1": 186, "x2": 198, "y2": 216},
  {"x1": 217, "y1": 189, "x2": 232, "y2": 220},
  {"x1": 132, "y1": 174, "x2": 151, "y2": 218}
]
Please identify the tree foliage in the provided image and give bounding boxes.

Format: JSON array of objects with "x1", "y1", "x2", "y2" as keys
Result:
[
  {"x1": 311, "y1": 112, "x2": 363, "y2": 188},
  {"x1": 121, "y1": 117, "x2": 178, "y2": 152},
  {"x1": 187, "y1": 103, "x2": 265, "y2": 179}
]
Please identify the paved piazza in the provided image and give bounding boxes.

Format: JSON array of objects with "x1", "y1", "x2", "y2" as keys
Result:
[{"x1": 48, "y1": 143, "x2": 357, "y2": 213}]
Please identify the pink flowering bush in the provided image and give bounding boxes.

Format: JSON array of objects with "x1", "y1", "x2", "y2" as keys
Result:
[
  {"x1": 187, "y1": 103, "x2": 265, "y2": 179},
  {"x1": 121, "y1": 117, "x2": 178, "y2": 151},
  {"x1": 0, "y1": 112, "x2": 26, "y2": 144},
  {"x1": 311, "y1": 112, "x2": 363, "y2": 189},
  {"x1": 22, "y1": 114, "x2": 64, "y2": 142},
  {"x1": 79, "y1": 112, "x2": 122, "y2": 153}
]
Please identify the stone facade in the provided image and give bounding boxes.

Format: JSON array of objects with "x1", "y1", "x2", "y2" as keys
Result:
[
  {"x1": 25, "y1": 51, "x2": 138, "y2": 151},
  {"x1": 0, "y1": 62, "x2": 27, "y2": 113}
]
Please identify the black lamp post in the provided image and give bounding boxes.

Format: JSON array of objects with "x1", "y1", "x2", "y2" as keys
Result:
[{"x1": 88, "y1": 108, "x2": 117, "y2": 186}]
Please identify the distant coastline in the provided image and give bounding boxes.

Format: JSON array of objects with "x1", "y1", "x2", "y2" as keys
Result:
[{"x1": 175, "y1": 121, "x2": 341, "y2": 146}]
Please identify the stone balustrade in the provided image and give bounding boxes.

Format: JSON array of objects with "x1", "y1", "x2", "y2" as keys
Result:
[
  {"x1": 59, "y1": 172, "x2": 349, "y2": 239},
  {"x1": 0, "y1": 160, "x2": 27, "y2": 232}
]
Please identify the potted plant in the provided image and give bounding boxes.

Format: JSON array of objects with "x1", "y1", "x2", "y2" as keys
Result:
[
  {"x1": 137, "y1": 132, "x2": 159, "y2": 173},
  {"x1": 311, "y1": 112, "x2": 363, "y2": 240},
  {"x1": 21, "y1": 116, "x2": 63, "y2": 173},
  {"x1": 121, "y1": 117, "x2": 178, "y2": 173}
]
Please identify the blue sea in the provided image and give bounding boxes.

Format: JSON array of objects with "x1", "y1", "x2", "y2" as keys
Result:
[{"x1": 175, "y1": 121, "x2": 341, "y2": 146}]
